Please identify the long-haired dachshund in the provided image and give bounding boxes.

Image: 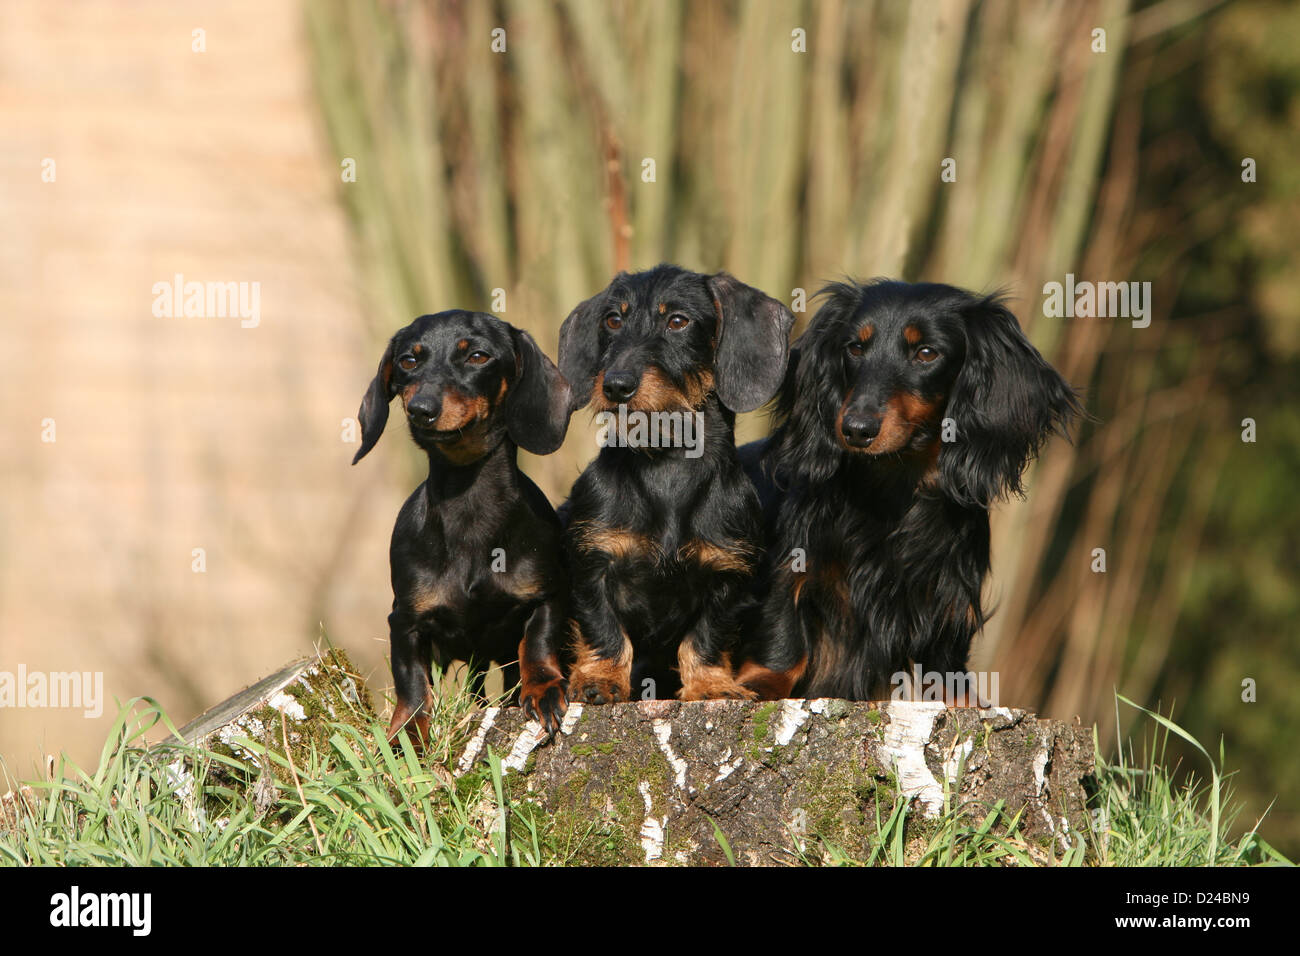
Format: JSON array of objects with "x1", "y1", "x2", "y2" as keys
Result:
[
  {"x1": 559, "y1": 264, "x2": 795, "y2": 703},
  {"x1": 352, "y1": 311, "x2": 574, "y2": 743},
  {"x1": 738, "y1": 280, "x2": 1081, "y2": 701}
]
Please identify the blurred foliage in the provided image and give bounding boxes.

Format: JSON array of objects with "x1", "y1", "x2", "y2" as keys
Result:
[
  {"x1": 306, "y1": 0, "x2": 1300, "y2": 852},
  {"x1": 1130, "y1": 0, "x2": 1300, "y2": 853}
]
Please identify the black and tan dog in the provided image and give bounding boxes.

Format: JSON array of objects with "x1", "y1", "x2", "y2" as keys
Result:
[
  {"x1": 353, "y1": 311, "x2": 574, "y2": 743},
  {"x1": 558, "y1": 264, "x2": 795, "y2": 703},
  {"x1": 738, "y1": 280, "x2": 1081, "y2": 701}
]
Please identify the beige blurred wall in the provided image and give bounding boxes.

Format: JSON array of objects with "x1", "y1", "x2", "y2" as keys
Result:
[{"x1": 0, "y1": 1, "x2": 405, "y2": 777}]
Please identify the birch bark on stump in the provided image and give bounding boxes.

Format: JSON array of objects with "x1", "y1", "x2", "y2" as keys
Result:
[
  {"x1": 150, "y1": 654, "x2": 1093, "y2": 866},
  {"x1": 161, "y1": 648, "x2": 375, "y2": 818},
  {"x1": 456, "y1": 698, "x2": 1093, "y2": 866}
]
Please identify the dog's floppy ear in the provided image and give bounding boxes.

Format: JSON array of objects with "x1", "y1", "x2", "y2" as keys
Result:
[
  {"x1": 707, "y1": 272, "x2": 796, "y2": 413},
  {"x1": 938, "y1": 295, "x2": 1081, "y2": 506},
  {"x1": 506, "y1": 327, "x2": 573, "y2": 455},
  {"x1": 776, "y1": 341, "x2": 802, "y2": 410},
  {"x1": 352, "y1": 333, "x2": 399, "y2": 465},
  {"x1": 558, "y1": 281, "x2": 618, "y2": 412}
]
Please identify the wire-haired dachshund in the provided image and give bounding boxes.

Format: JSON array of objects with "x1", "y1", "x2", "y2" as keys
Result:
[
  {"x1": 352, "y1": 311, "x2": 575, "y2": 743},
  {"x1": 738, "y1": 280, "x2": 1081, "y2": 701},
  {"x1": 558, "y1": 264, "x2": 795, "y2": 703}
]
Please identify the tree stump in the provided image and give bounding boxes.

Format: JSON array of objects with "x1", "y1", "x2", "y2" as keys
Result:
[
  {"x1": 455, "y1": 698, "x2": 1094, "y2": 865},
  {"x1": 161, "y1": 648, "x2": 375, "y2": 817},
  {"x1": 150, "y1": 652, "x2": 1093, "y2": 865}
]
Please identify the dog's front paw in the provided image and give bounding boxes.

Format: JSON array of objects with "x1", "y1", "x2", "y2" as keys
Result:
[
  {"x1": 568, "y1": 636, "x2": 633, "y2": 704},
  {"x1": 521, "y1": 677, "x2": 569, "y2": 734},
  {"x1": 569, "y1": 672, "x2": 628, "y2": 705},
  {"x1": 386, "y1": 701, "x2": 431, "y2": 753},
  {"x1": 716, "y1": 683, "x2": 759, "y2": 701},
  {"x1": 678, "y1": 681, "x2": 758, "y2": 702},
  {"x1": 678, "y1": 670, "x2": 759, "y2": 702}
]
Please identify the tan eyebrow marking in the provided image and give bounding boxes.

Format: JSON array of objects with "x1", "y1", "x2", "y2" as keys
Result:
[
  {"x1": 456, "y1": 339, "x2": 469, "y2": 350},
  {"x1": 658, "y1": 303, "x2": 667, "y2": 315},
  {"x1": 620, "y1": 302, "x2": 628, "y2": 313},
  {"x1": 904, "y1": 325, "x2": 922, "y2": 345},
  {"x1": 857, "y1": 325, "x2": 873, "y2": 342}
]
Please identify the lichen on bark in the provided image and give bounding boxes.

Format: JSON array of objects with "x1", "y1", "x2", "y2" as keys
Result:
[{"x1": 457, "y1": 698, "x2": 1094, "y2": 866}]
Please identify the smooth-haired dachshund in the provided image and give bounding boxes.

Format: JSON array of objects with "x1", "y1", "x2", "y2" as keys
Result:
[
  {"x1": 352, "y1": 311, "x2": 574, "y2": 743},
  {"x1": 738, "y1": 280, "x2": 1081, "y2": 700},
  {"x1": 559, "y1": 264, "x2": 795, "y2": 703}
]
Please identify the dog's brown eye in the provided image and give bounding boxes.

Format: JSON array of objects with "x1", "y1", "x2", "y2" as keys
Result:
[
  {"x1": 466, "y1": 351, "x2": 490, "y2": 365},
  {"x1": 916, "y1": 347, "x2": 939, "y2": 363},
  {"x1": 667, "y1": 314, "x2": 690, "y2": 331},
  {"x1": 846, "y1": 342, "x2": 865, "y2": 357},
  {"x1": 398, "y1": 355, "x2": 418, "y2": 371},
  {"x1": 605, "y1": 314, "x2": 623, "y2": 330}
]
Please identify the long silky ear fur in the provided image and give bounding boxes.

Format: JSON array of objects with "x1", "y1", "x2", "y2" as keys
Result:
[
  {"x1": 558, "y1": 282, "x2": 619, "y2": 413},
  {"x1": 352, "y1": 334, "x2": 398, "y2": 464},
  {"x1": 507, "y1": 327, "x2": 574, "y2": 455},
  {"x1": 707, "y1": 272, "x2": 796, "y2": 413},
  {"x1": 937, "y1": 295, "x2": 1082, "y2": 507},
  {"x1": 765, "y1": 291, "x2": 857, "y2": 487}
]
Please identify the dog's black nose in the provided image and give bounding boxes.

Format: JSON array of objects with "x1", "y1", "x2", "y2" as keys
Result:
[
  {"x1": 602, "y1": 370, "x2": 640, "y2": 404},
  {"x1": 840, "y1": 413, "x2": 880, "y2": 447},
  {"x1": 406, "y1": 396, "x2": 440, "y2": 429}
]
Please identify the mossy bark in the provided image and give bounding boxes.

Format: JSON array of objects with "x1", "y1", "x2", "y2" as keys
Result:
[
  {"x1": 457, "y1": 699, "x2": 1094, "y2": 866},
  {"x1": 160, "y1": 648, "x2": 376, "y2": 816}
]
